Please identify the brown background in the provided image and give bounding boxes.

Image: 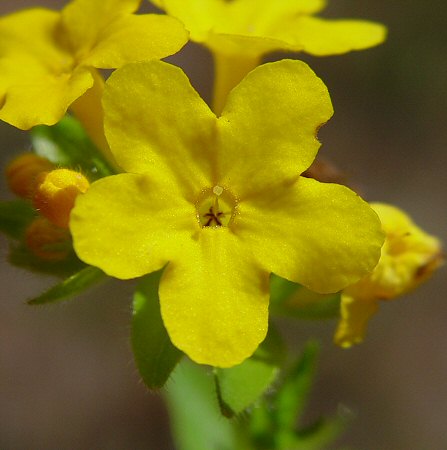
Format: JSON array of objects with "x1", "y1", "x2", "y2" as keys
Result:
[{"x1": 1, "y1": 1, "x2": 446, "y2": 449}]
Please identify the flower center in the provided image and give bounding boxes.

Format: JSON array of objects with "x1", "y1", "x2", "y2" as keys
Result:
[{"x1": 196, "y1": 185, "x2": 237, "y2": 228}]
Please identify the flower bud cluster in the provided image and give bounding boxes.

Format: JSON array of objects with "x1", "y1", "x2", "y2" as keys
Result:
[{"x1": 5, "y1": 152, "x2": 89, "y2": 260}]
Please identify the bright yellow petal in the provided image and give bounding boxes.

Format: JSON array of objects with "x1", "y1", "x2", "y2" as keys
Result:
[
  {"x1": 0, "y1": 8, "x2": 65, "y2": 61},
  {"x1": 103, "y1": 61, "x2": 217, "y2": 198},
  {"x1": 222, "y1": 0, "x2": 327, "y2": 35},
  {"x1": 0, "y1": 8, "x2": 94, "y2": 128},
  {"x1": 0, "y1": 63, "x2": 93, "y2": 129},
  {"x1": 82, "y1": 14, "x2": 188, "y2": 69},
  {"x1": 217, "y1": 59, "x2": 333, "y2": 198},
  {"x1": 334, "y1": 294, "x2": 379, "y2": 348},
  {"x1": 70, "y1": 172, "x2": 196, "y2": 279},
  {"x1": 155, "y1": 0, "x2": 326, "y2": 43},
  {"x1": 153, "y1": 0, "x2": 224, "y2": 41},
  {"x1": 61, "y1": 0, "x2": 140, "y2": 59},
  {"x1": 277, "y1": 17, "x2": 387, "y2": 56},
  {"x1": 238, "y1": 177, "x2": 384, "y2": 294},
  {"x1": 159, "y1": 228, "x2": 269, "y2": 367}
]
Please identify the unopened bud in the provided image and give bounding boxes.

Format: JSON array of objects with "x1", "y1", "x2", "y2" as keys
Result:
[
  {"x1": 25, "y1": 217, "x2": 72, "y2": 261},
  {"x1": 5, "y1": 153, "x2": 54, "y2": 198},
  {"x1": 33, "y1": 169, "x2": 89, "y2": 228}
]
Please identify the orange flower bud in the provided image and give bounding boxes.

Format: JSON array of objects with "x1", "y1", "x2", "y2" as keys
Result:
[
  {"x1": 5, "y1": 153, "x2": 54, "y2": 198},
  {"x1": 33, "y1": 169, "x2": 90, "y2": 228},
  {"x1": 25, "y1": 217, "x2": 72, "y2": 261}
]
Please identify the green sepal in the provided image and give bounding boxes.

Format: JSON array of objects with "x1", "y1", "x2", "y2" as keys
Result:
[
  {"x1": 132, "y1": 271, "x2": 183, "y2": 390},
  {"x1": 291, "y1": 409, "x2": 353, "y2": 450},
  {"x1": 165, "y1": 359, "x2": 237, "y2": 450},
  {"x1": 8, "y1": 243, "x2": 85, "y2": 277},
  {"x1": 27, "y1": 266, "x2": 106, "y2": 305},
  {"x1": 270, "y1": 274, "x2": 341, "y2": 320},
  {"x1": 0, "y1": 200, "x2": 36, "y2": 239},
  {"x1": 31, "y1": 115, "x2": 115, "y2": 180},
  {"x1": 215, "y1": 324, "x2": 284, "y2": 417}
]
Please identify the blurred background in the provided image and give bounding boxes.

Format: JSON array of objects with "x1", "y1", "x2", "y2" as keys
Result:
[{"x1": 1, "y1": 1, "x2": 446, "y2": 449}]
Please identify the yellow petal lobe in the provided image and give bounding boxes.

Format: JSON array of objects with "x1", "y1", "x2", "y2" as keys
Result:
[
  {"x1": 218, "y1": 60, "x2": 333, "y2": 198},
  {"x1": 70, "y1": 172, "x2": 195, "y2": 279},
  {"x1": 238, "y1": 178, "x2": 384, "y2": 294},
  {"x1": 278, "y1": 17, "x2": 387, "y2": 56},
  {"x1": 159, "y1": 228, "x2": 269, "y2": 367},
  {"x1": 103, "y1": 61, "x2": 217, "y2": 197}
]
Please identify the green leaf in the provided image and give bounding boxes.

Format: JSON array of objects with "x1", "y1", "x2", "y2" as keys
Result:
[
  {"x1": 31, "y1": 115, "x2": 115, "y2": 179},
  {"x1": 27, "y1": 266, "x2": 106, "y2": 305},
  {"x1": 165, "y1": 359, "x2": 237, "y2": 450},
  {"x1": 270, "y1": 275, "x2": 341, "y2": 320},
  {"x1": 132, "y1": 271, "x2": 182, "y2": 390},
  {"x1": 8, "y1": 243, "x2": 85, "y2": 277},
  {"x1": 0, "y1": 200, "x2": 36, "y2": 239},
  {"x1": 215, "y1": 325, "x2": 284, "y2": 417}
]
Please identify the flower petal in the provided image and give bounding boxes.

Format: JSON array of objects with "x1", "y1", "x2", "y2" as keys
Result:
[
  {"x1": 221, "y1": 0, "x2": 327, "y2": 35},
  {"x1": 237, "y1": 177, "x2": 384, "y2": 293},
  {"x1": 277, "y1": 17, "x2": 387, "y2": 56},
  {"x1": 70, "y1": 172, "x2": 196, "y2": 279},
  {"x1": 61, "y1": 0, "x2": 140, "y2": 58},
  {"x1": 103, "y1": 61, "x2": 217, "y2": 197},
  {"x1": 218, "y1": 59, "x2": 333, "y2": 198},
  {"x1": 0, "y1": 8, "x2": 93, "y2": 128},
  {"x1": 152, "y1": 0, "x2": 224, "y2": 41},
  {"x1": 159, "y1": 228, "x2": 269, "y2": 367},
  {"x1": 82, "y1": 14, "x2": 188, "y2": 69},
  {"x1": 0, "y1": 8, "x2": 63, "y2": 59},
  {"x1": 0, "y1": 62, "x2": 93, "y2": 129},
  {"x1": 155, "y1": 0, "x2": 327, "y2": 43}
]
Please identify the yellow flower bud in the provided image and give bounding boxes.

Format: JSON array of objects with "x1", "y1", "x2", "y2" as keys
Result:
[
  {"x1": 33, "y1": 169, "x2": 89, "y2": 228},
  {"x1": 5, "y1": 153, "x2": 54, "y2": 199},
  {"x1": 25, "y1": 217, "x2": 72, "y2": 262},
  {"x1": 335, "y1": 203, "x2": 443, "y2": 348}
]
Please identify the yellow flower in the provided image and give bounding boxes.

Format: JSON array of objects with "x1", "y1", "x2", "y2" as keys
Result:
[
  {"x1": 0, "y1": 0, "x2": 188, "y2": 141},
  {"x1": 151, "y1": 0, "x2": 386, "y2": 112},
  {"x1": 334, "y1": 203, "x2": 443, "y2": 348},
  {"x1": 70, "y1": 59, "x2": 384, "y2": 367}
]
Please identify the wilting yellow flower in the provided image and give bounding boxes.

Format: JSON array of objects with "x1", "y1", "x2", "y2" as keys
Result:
[
  {"x1": 151, "y1": 0, "x2": 386, "y2": 112},
  {"x1": 0, "y1": 0, "x2": 188, "y2": 135},
  {"x1": 33, "y1": 169, "x2": 90, "y2": 229},
  {"x1": 70, "y1": 59, "x2": 383, "y2": 367},
  {"x1": 335, "y1": 203, "x2": 443, "y2": 348}
]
